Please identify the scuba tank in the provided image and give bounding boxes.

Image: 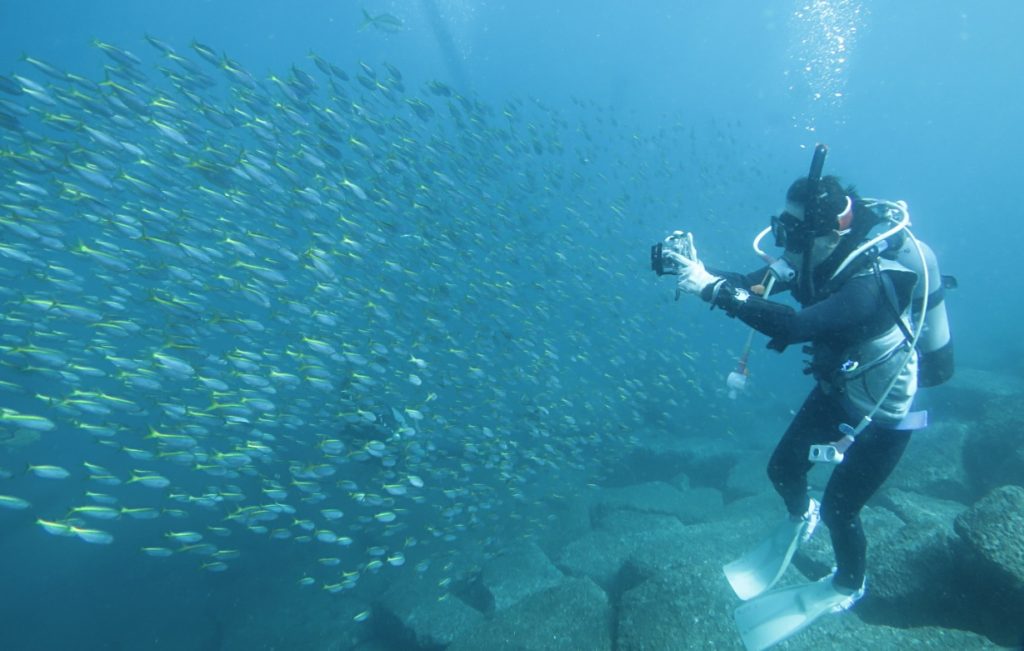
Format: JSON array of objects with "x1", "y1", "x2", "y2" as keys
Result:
[{"x1": 890, "y1": 237, "x2": 954, "y2": 387}]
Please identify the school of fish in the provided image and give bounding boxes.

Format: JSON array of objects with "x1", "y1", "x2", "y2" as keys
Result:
[{"x1": 0, "y1": 36, "x2": 730, "y2": 606}]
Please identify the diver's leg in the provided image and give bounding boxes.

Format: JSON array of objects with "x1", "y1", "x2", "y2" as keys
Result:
[
  {"x1": 732, "y1": 407, "x2": 908, "y2": 650},
  {"x1": 821, "y1": 425, "x2": 913, "y2": 590},
  {"x1": 767, "y1": 387, "x2": 841, "y2": 516},
  {"x1": 724, "y1": 388, "x2": 840, "y2": 601}
]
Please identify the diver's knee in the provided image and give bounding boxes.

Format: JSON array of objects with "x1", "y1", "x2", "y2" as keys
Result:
[
  {"x1": 820, "y1": 502, "x2": 857, "y2": 531},
  {"x1": 766, "y1": 453, "x2": 786, "y2": 486}
]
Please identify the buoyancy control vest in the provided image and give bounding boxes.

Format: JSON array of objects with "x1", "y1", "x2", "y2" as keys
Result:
[{"x1": 813, "y1": 258, "x2": 920, "y2": 426}]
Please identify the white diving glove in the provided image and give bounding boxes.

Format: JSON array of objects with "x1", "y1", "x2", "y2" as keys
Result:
[{"x1": 665, "y1": 243, "x2": 720, "y2": 296}]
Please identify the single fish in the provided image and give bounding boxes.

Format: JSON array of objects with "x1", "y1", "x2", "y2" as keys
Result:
[
  {"x1": 359, "y1": 9, "x2": 404, "y2": 33},
  {"x1": 0, "y1": 495, "x2": 30, "y2": 510},
  {"x1": 27, "y1": 464, "x2": 70, "y2": 479}
]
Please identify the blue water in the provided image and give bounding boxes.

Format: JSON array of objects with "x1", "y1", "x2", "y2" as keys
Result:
[{"x1": 0, "y1": 2, "x2": 1020, "y2": 650}]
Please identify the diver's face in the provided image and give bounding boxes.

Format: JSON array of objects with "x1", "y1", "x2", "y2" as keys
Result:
[
  {"x1": 774, "y1": 199, "x2": 841, "y2": 274},
  {"x1": 782, "y1": 231, "x2": 840, "y2": 271},
  {"x1": 772, "y1": 201, "x2": 820, "y2": 253}
]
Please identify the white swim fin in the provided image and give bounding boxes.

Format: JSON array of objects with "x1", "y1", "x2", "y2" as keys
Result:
[
  {"x1": 723, "y1": 499, "x2": 820, "y2": 601},
  {"x1": 733, "y1": 574, "x2": 864, "y2": 651}
]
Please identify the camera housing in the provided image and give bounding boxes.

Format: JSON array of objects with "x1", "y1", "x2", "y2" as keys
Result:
[{"x1": 650, "y1": 230, "x2": 695, "y2": 276}]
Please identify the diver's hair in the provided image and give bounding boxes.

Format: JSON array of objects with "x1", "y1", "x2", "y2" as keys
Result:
[
  {"x1": 785, "y1": 175, "x2": 878, "y2": 237},
  {"x1": 785, "y1": 175, "x2": 849, "y2": 232},
  {"x1": 845, "y1": 184, "x2": 881, "y2": 240},
  {"x1": 817, "y1": 181, "x2": 884, "y2": 285}
]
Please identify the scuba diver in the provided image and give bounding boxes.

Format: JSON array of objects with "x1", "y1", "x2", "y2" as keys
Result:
[{"x1": 651, "y1": 145, "x2": 953, "y2": 651}]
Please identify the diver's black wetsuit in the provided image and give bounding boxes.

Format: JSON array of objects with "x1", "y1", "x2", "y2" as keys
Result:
[{"x1": 704, "y1": 268, "x2": 915, "y2": 592}]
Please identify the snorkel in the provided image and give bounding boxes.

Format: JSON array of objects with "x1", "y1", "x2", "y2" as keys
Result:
[
  {"x1": 799, "y1": 144, "x2": 829, "y2": 300},
  {"x1": 807, "y1": 144, "x2": 828, "y2": 192}
]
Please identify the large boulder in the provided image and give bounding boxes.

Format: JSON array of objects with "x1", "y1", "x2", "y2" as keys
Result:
[
  {"x1": 447, "y1": 577, "x2": 612, "y2": 651},
  {"x1": 557, "y1": 509, "x2": 689, "y2": 592},
  {"x1": 858, "y1": 500, "x2": 962, "y2": 625},
  {"x1": 614, "y1": 513, "x2": 764, "y2": 650},
  {"x1": 952, "y1": 484, "x2": 1024, "y2": 646},
  {"x1": 716, "y1": 490, "x2": 783, "y2": 524},
  {"x1": 723, "y1": 453, "x2": 773, "y2": 502},
  {"x1": 593, "y1": 481, "x2": 724, "y2": 524},
  {"x1": 616, "y1": 563, "x2": 737, "y2": 651},
  {"x1": 556, "y1": 528, "x2": 631, "y2": 592},
  {"x1": 792, "y1": 486, "x2": 1023, "y2": 646},
  {"x1": 462, "y1": 543, "x2": 564, "y2": 613},
  {"x1": 373, "y1": 581, "x2": 483, "y2": 651},
  {"x1": 536, "y1": 491, "x2": 594, "y2": 554},
  {"x1": 222, "y1": 592, "x2": 375, "y2": 651},
  {"x1": 615, "y1": 511, "x2": 775, "y2": 596},
  {"x1": 794, "y1": 497, "x2": 968, "y2": 627},
  {"x1": 923, "y1": 366, "x2": 1024, "y2": 423},
  {"x1": 876, "y1": 487, "x2": 966, "y2": 531},
  {"x1": 618, "y1": 565, "x2": 995, "y2": 651},
  {"x1": 962, "y1": 393, "x2": 1024, "y2": 498},
  {"x1": 555, "y1": 479, "x2": 732, "y2": 595},
  {"x1": 613, "y1": 503, "x2": 996, "y2": 651},
  {"x1": 955, "y1": 485, "x2": 1024, "y2": 585},
  {"x1": 599, "y1": 433, "x2": 740, "y2": 493},
  {"x1": 884, "y1": 419, "x2": 972, "y2": 502},
  {"x1": 763, "y1": 619, "x2": 996, "y2": 651}
]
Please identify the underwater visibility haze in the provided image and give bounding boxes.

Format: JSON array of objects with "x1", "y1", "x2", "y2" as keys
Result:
[{"x1": 1, "y1": 1, "x2": 1023, "y2": 650}]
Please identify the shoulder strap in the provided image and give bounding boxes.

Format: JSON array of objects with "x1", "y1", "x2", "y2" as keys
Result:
[{"x1": 872, "y1": 259, "x2": 915, "y2": 343}]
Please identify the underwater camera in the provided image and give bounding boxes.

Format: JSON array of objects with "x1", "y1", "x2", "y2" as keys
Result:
[{"x1": 651, "y1": 230, "x2": 695, "y2": 276}]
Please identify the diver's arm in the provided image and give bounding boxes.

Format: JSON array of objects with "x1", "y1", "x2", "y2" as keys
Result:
[
  {"x1": 706, "y1": 266, "x2": 769, "y2": 289},
  {"x1": 706, "y1": 265, "x2": 794, "y2": 295},
  {"x1": 701, "y1": 274, "x2": 882, "y2": 350}
]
